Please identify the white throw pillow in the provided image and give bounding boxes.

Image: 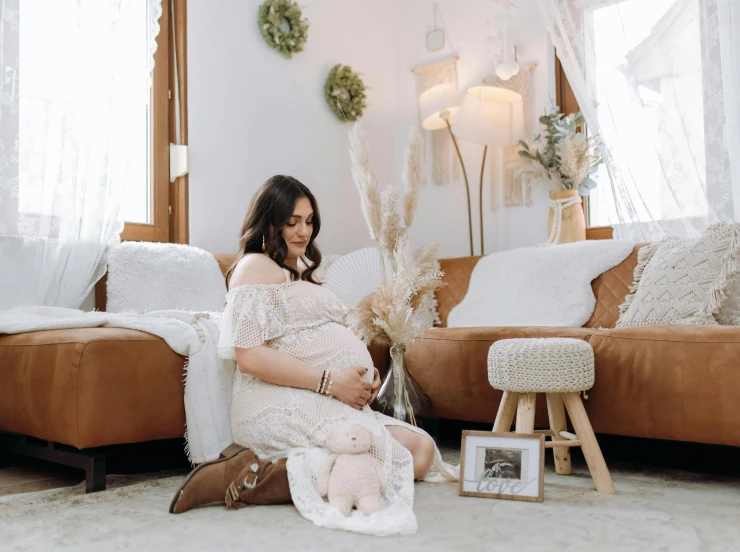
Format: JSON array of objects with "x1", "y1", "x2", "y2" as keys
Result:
[
  {"x1": 617, "y1": 222, "x2": 740, "y2": 327},
  {"x1": 447, "y1": 240, "x2": 634, "y2": 328},
  {"x1": 106, "y1": 242, "x2": 227, "y2": 313}
]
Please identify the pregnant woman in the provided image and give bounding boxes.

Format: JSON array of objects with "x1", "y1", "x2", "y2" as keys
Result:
[{"x1": 210, "y1": 175, "x2": 455, "y2": 535}]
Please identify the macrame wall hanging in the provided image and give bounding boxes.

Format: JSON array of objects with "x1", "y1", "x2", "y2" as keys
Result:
[
  {"x1": 412, "y1": 56, "x2": 461, "y2": 185},
  {"x1": 483, "y1": 65, "x2": 535, "y2": 209}
]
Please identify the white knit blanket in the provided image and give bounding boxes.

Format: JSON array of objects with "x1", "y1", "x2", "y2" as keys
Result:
[
  {"x1": 0, "y1": 306, "x2": 234, "y2": 464},
  {"x1": 447, "y1": 240, "x2": 634, "y2": 328}
]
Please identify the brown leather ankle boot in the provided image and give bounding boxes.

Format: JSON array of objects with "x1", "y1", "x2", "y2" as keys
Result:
[
  {"x1": 169, "y1": 446, "x2": 291, "y2": 513},
  {"x1": 224, "y1": 456, "x2": 291, "y2": 509}
]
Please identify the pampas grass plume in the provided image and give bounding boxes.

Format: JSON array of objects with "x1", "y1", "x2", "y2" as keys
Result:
[
  {"x1": 402, "y1": 129, "x2": 424, "y2": 228},
  {"x1": 347, "y1": 124, "x2": 444, "y2": 349},
  {"x1": 380, "y1": 186, "x2": 402, "y2": 256},
  {"x1": 348, "y1": 123, "x2": 382, "y2": 241}
]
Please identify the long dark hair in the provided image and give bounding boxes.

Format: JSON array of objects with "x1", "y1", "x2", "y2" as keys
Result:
[{"x1": 225, "y1": 175, "x2": 322, "y2": 287}]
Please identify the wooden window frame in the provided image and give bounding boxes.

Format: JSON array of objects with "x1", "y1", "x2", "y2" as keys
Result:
[
  {"x1": 555, "y1": 49, "x2": 613, "y2": 239},
  {"x1": 169, "y1": 0, "x2": 189, "y2": 244},
  {"x1": 121, "y1": 0, "x2": 188, "y2": 244}
]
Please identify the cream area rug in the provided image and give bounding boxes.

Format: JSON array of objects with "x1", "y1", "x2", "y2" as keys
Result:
[{"x1": 2, "y1": 450, "x2": 739, "y2": 552}]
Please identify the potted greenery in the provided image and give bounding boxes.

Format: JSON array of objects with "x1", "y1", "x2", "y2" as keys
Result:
[{"x1": 512, "y1": 108, "x2": 603, "y2": 244}]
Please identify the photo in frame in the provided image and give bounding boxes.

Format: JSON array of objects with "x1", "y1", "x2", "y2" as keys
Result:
[{"x1": 459, "y1": 430, "x2": 544, "y2": 502}]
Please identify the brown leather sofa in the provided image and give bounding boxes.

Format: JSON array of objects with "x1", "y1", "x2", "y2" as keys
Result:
[
  {"x1": 0, "y1": 254, "x2": 388, "y2": 492},
  {"x1": 2, "y1": 245, "x2": 738, "y2": 492},
  {"x1": 408, "y1": 245, "x2": 740, "y2": 448}
]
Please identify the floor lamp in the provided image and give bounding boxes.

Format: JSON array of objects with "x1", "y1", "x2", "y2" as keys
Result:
[
  {"x1": 452, "y1": 86, "x2": 525, "y2": 256},
  {"x1": 419, "y1": 84, "x2": 474, "y2": 257}
]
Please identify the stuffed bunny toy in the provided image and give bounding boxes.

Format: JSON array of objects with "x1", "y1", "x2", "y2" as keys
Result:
[{"x1": 316, "y1": 422, "x2": 386, "y2": 516}]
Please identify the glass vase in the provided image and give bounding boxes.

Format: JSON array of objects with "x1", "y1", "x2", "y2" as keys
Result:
[{"x1": 373, "y1": 344, "x2": 438, "y2": 437}]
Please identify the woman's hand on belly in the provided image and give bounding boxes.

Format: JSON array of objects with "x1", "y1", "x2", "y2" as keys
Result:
[
  {"x1": 369, "y1": 368, "x2": 381, "y2": 404},
  {"x1": 331, "y1": 367, "x2": 373, "y2": 410}
]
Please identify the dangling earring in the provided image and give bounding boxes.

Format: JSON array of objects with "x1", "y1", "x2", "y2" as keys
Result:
[{"x1": 262, "y1": 235, "x2": 266, "y2": 252}]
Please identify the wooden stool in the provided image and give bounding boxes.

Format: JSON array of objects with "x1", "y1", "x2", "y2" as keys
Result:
[{"x1": 488, "y1": 338, "x2": 615, "y2": 494}]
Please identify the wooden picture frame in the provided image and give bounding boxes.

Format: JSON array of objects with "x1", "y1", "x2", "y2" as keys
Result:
[{"x1": 458, "y1": 430, "x2": 545, "y2": 503}]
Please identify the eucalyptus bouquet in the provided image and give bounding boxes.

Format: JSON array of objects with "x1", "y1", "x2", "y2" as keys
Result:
[{"x1": 512, "y1": 108, "x2": 603, "y2": 196}]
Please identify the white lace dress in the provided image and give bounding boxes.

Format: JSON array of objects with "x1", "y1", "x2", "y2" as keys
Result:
[{"x1": 217, "y1": 268, "x2": 457, "y2": 536}]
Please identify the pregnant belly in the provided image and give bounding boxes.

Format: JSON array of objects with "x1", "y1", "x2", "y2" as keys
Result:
[{"x1": 274, "y1": 322, "x2": 375, "y2": 384}]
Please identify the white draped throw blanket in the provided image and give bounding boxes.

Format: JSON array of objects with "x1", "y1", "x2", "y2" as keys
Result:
[
  {"x1": 0, "y1": 306, "x2": 235, "y2": 465},
  {"x1": 448, "y1": 240, "x2": 634, "y2": 328}
]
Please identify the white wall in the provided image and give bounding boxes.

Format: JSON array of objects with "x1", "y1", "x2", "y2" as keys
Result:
[
  {"x1": 188, "y1": 0, "x2": 554, "y2": 257},
  {"x1": 391, "y1": 0, "x2": 554, "y2": 258},
  {"x1": 188, "y1": 0, "x2": 399, "y2": 255}
]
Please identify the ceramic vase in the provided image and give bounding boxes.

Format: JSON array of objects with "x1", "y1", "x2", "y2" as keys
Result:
[{"x1": 548, "y1": 189, "x2": 586, "y2": 244}]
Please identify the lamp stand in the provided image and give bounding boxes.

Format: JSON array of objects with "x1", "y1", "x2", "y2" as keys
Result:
[
  {"x1": 478, "y1": 145, "x2": 488, "y2": 256},
  {"x1": 445, "y1": 120, "x2": 474, "y2": 257}
]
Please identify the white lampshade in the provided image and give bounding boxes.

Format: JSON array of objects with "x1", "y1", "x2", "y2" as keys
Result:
[
  {"x1": 451, "y1": 86, "x2": 525, "y2": 146},
  {"x1": 419, "y1": 84, "x2": 461, "y2": 131}
]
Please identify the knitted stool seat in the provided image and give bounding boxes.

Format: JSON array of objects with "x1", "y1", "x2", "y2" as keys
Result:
[
  {"x1": 487, "y1": 338, "x2": 594, "y2": 393},
  {"x1": 488, "y1": 337, "x2": 615, "y2": 495}
]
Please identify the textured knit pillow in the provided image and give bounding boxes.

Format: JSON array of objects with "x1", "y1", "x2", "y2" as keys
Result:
[
  {"x1": 617, "y1": 222, "x2": 740, "y2": 327},
  {"x1": 106, "y1": 242, "x2": 227, "y2": 313},
  {"x1": 716, "y1": 278, "x2": 740, "y2": 324}
]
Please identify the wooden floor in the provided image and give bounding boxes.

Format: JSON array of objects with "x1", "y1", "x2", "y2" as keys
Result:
[
  {"x1": 0, "y1": 454, "x2": 83, "y2": 497},
  {"x1": 0, "y1": 438, "x2": 191, "y2": 498},
  {"x1": 2, "y1": 426, "x2": 739, "y2": 499}
]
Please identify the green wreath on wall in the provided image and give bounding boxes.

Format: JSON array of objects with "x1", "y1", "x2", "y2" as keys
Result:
[
  {"x1": 324, "y1": 64, "x2": 367, "y2": 122},
  {"x1": 258, "y1": 0, "x2": 309, "y2": 58}
]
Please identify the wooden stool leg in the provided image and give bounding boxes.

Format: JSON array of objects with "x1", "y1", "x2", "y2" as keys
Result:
[
  {"x1": 546, "y1": 393, "x2": 572, "y2": 475},
  {"x1": 562, "y1": 392, "x2": 616, "y2": 494},
  {"x1": 515, "y1": 393, "x2": 536, "y2": 434},
  {"x1": 493, "y1": 391, "x2": 519, "y2": 432}
]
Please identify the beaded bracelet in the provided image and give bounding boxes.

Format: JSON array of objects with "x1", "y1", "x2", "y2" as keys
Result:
[
  {"x1": 323, "y1": 372, "x2": 333, "y2": 396},
  {"x1": 316, "y1": 370, "x2": 326, "y2": 394}
]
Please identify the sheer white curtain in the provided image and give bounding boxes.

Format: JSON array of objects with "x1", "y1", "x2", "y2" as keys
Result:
[
  {"x1": 0, "y1": 0, "x2": 162, "y2": 310},
  {"x1": 537, "y1": 0, "x2": 739, "y2": 242}
]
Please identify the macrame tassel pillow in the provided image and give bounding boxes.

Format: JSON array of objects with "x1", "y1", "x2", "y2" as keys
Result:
[{"x1": 617, "y1": 222, "x2": 740, "y2": 327}]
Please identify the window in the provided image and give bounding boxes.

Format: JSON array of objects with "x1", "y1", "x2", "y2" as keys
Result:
[
  {"x1": 17, "y1": 0, "x2": 178, "y2": 243},
  {"x1": 555, "y1": 49, "x2": 606, "y2": 234},
  {"x1": 554, "y1": 50, "x2": 580, "y2": 118},
  {"x1": 585, "y1": 0, "x2": 710, "y2": 229},
  {"x1": 120, "y1": 0, "x2": 171, "y2": 242}
]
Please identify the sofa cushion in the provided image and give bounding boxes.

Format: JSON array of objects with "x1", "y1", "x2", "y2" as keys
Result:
[
  {"x1": 583, "y1": 244, "x2": 642, "y2": 329},
  {"x1": 0, "y1": 328, "x2": 186, "y2": 448},
  {"x1": 588, "y1": 325, "x2": 740, "y2": 446},
  {"x1": 212, "y1": 253, "x2": 235, "y2": 278},
  {"x1": 404, "y1": 326, "x2": 595, "y2": 423},
  {"x1": 436, "y1": 257, "x2": 482, "y2": 327}
]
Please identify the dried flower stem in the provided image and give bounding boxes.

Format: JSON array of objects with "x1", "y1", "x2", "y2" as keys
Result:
[{"x1": 346, "y1": 124, "x2": 444, "y2": 350}]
